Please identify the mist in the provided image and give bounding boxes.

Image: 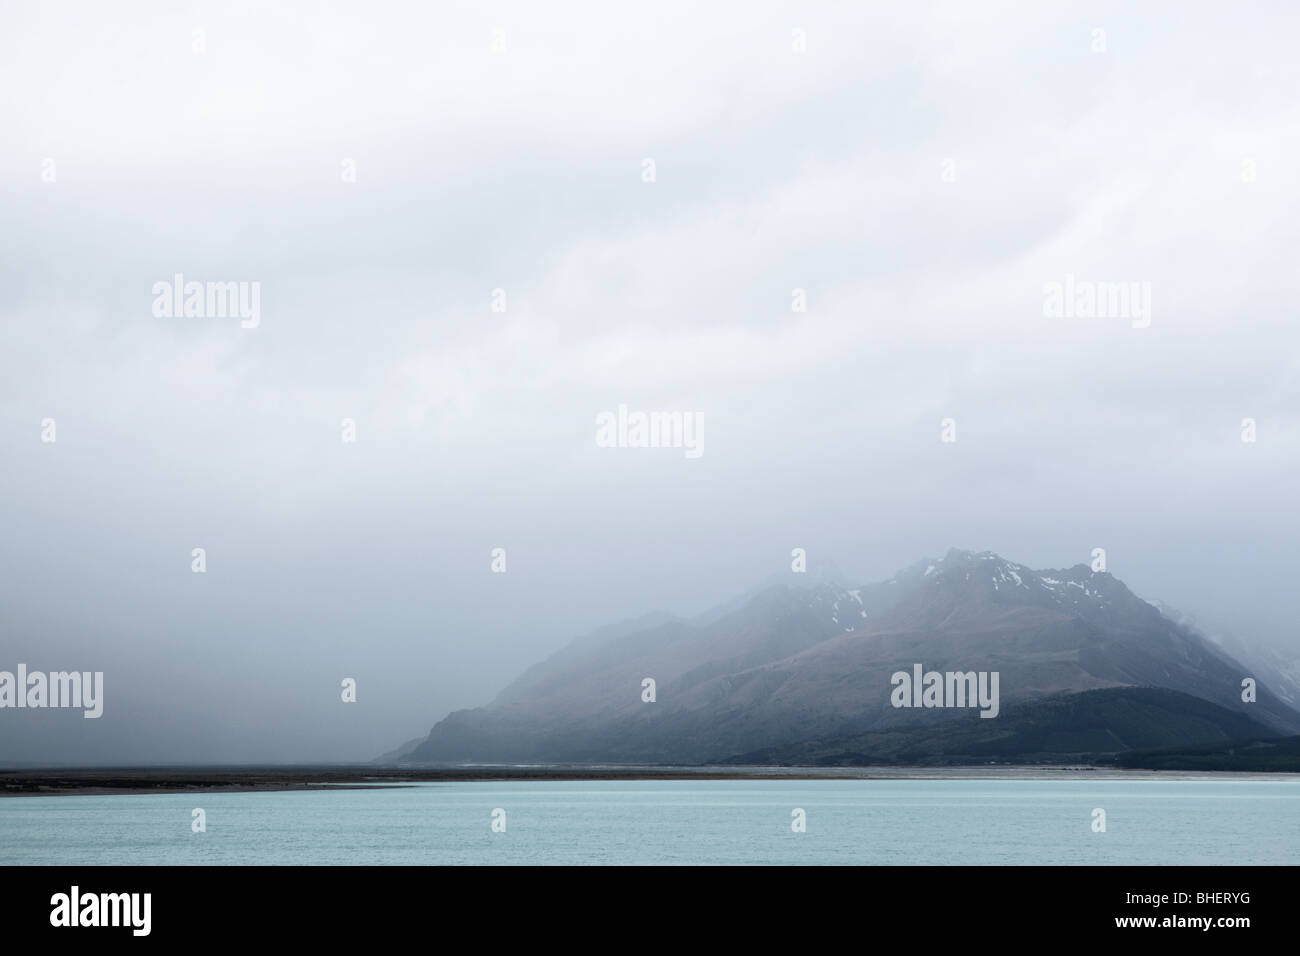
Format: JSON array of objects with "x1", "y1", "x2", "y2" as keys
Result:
[{"x1": 2, "y1": 0, "x2": 1297, "y2": 764}]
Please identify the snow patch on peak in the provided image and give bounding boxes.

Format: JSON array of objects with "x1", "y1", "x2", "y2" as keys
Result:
[{"x1": 989, "y1": 562, "x2": 1028, "y2": 589}]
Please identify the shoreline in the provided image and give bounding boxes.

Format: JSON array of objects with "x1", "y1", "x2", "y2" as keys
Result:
[{"x1": 3, "y1": 764, "x2": 1297, "y2": 797}]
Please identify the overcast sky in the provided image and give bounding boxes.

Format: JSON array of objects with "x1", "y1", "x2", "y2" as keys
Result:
[{"x1": 2, "y1": 1, "x2": 1297, "y2": 764}]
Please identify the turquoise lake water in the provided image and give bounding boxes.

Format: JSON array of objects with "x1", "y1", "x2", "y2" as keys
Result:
[{"x1": 2, "y1": 779, "x2": 1296, "y2": 865}]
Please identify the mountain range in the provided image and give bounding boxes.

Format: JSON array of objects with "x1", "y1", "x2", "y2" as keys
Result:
[{"x1": 394, "y1": 549, "x2": 1300, "y2": 765}]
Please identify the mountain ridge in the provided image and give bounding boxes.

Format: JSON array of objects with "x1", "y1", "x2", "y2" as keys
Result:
[{"x1": 399, "y1": 549, "x2": 1300, "y2": 765}]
